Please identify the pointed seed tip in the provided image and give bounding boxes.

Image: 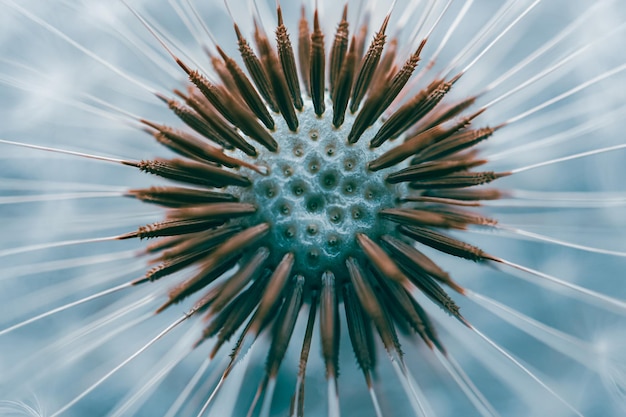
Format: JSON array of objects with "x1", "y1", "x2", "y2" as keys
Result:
[{"x1": 176, "y1": 58, "x2": 191, "y2": 74}]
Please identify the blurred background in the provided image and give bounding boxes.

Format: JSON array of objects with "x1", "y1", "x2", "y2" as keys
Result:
[{"x1": 0, "y1": 1, "x2": 625, "y2": 416}]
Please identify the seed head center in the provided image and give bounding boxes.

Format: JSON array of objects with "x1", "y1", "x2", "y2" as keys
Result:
[{"x1": 239, "y1": 98, "x2": 400, "y2": 282}]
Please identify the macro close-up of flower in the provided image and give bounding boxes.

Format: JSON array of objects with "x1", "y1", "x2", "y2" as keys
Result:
[{"x1": 1, "y1": 0, "x2": 626, "y2": 416}]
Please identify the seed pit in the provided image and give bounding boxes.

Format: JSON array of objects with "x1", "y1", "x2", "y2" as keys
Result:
[
  {"x1": 291, "y1": 180, "x2": 307, "y2": 197},
  {"x1": 306, "y1": 195, "x2": 324, "y2": 213},
  {"x1": 321, "y1": 171, "x2": 338, "y2": 189},
  {"x1": 328, "y1": 207, "x2": 344, "y2": 224},
  {"x1": 308, "y1": 159, "x2": 320, "y2": 173},
  {"x1": 327, "y1": 235, "x2": 340, "y2": 250},
  {"x1": 258, "y1": 180, "x2": 278, "y2": 199},
  {"x1": 365, "y1": 186, "x2": 380, "y2": 200},
  {"x1": 274, "y1": 200, "x2": 292, "y2": 216},
  {"x1": 283, "y1": 225, "x2": 296, "y2": 238},
  {"x1": 343, "y1": 181, "x2": 356, "y2": 194}
]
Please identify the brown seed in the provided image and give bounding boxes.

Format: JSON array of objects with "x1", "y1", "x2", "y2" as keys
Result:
[
  {"x1": 276, "y1": 5, "x2": 304, "y2": 111},
  {"x1": 310, "y1": 9, "x2": 326, "y2": 116}
]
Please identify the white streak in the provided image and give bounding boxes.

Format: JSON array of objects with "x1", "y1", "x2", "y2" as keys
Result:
[
  {"x1": 0, "y1": 282, "x2": 133, "y2": 336},
  {"x1": 0, "y1": 236, "x2": 120, "y2": 258},
  {"x1": 511, "y1": 144, "x2": 626, "y2": 174},
  {"x1": 49, "y1": 313, "x2": 191, "y2": 417},
  {"x1": 0, "y1": 139, "x2": 128, "y2": 164},
  {"x1": 471, "y1": 325, "x2": 584, "y2": 417},
  {"x1": 506, "y1": 63, "x2": 626, "y2": 125},
  {"x1": 499, "y1": 225, "x2": 626, "y2": 257},
  {"x1": 493, "y1": 259, "x2": 626, "y2": 314}
]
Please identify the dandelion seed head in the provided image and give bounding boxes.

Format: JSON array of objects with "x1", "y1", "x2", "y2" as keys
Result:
[{"x1": 2, "y1": 0, "x2": 626, "y2": 416}]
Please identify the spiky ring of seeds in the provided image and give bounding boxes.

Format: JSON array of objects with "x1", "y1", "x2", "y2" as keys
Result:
[{"x1": 122, "y1": 3, "x2": 511, "y2": 413}]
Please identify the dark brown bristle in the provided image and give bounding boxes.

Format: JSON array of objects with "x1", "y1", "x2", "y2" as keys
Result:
[
  {"x1": 185, "y1": 69, "x2": 238, "y2": 125},
  {"x1": 374, "y1": 272, "x2": 433, "y2": 349},
  {"x1": 310, "y1": 10, "x2": 326, "y2": 116},
  {"x1": 381, "y1": 235, "x2": 464, "y2": 294},
  {"x1": 253, "y1": 19, "x2": 276, "y2": 78},
  {"x1": 346, "y1": 93, "x2": 380, "y2": 144},
  {"x1": 202, "y1": 272, "x2": 269, "y2": 352},
  {"x1": 407, "y1": 294, "x2": 447, "y2": 353},
  {"x1": 141, "y1": 233, "x2": 192, "y2": 254},
  {"x1": 136, "y1": 158, "x2": 251, "y2": 188},
  {"x1": 412, "y1": 126, "x2": 495, "y2": 165},
  {"x1": 174, "y1": 90, "x2": 258, "y2": 157},
  {"x1": 373, "y1": 37, "x2": 398, "y2": 86},
  {"x1": 276, "y1": 5, "x2": 304, "y2": 111},
  {"x1": 118, "y1": 217, "x2": 225, "y2": 241},
  {"x1": 186, "y1": 85, "x2": 275, "y2": 152},
  {"x1": 394, "y1": 256, "x2": 465, "y2": 323},
  {"x1": 166, "y1": 202, "x2": 257, "y2": 221},
  {"x1": 265, "y1": 38, "x2": 299, "y2": 131},
  {"x1": 408, "y1": 171, "x2": 507, "y2": 190},
  {"x1": 298, "y1": 5, "x2": 311, "y2": 96},
  {"x1": 426, "y1": 206, "x2": 498, "y2": 227},
  {"x1": 346, "y1": 257, "x2": 399, "y2": 354},
  {"x1": 347, "y1": 40, "x2": 426, "y2": 144},
  {"x1": 154, "y1": 225, "x2": 242, "y2": 264},
  {"x1": 152, "y1": 132, "x2": 217, "y2": 165},
  {"x1": 320, "y1": 271, "x2": 339, "y2": 378},
  {"x1": 234, "y1": 23, "x2": 279, "y2": 113},
  {"x1": 349, "y1": 13, "x2": 390, "y2": 113},
  {"x1": 158, "y1": 223, "x2": 270, "y2": 313},
  {"x1": 163, "y1": 96, "x2": 222, "y2": 148},
  {"x1": 133, "y1": 225, "x2": 243, "y2": 285},
  {"x1": 210, "y1": 54, "x2": 239, "y2": 94},
  {"x1": 399, "y1": 225, "x2": 498, "y2": 262},
  {"x1": 379, "y1": 208, "x2": 469, "y2": 230},
  {"x1": 368, "y1": 113, "x2": 477, "y2": 172},
  {"x1": 206, "y1": 93, "x2": 278, "y2": 152},
  {"x1": 342, "y1": 284, "x2": 377, "y2": 383},
  {"x1": 127, "y1": 186, "x2": 238, "y2": 207},
  {"x1": 413, "y1": 95, "x2": 478, "y2": 135},
  {"x1": 248, "y1": 252, "x2": 294, "y2": 335},
  {"x1": 386, "y1": 158, "x2": 487, "y2": 184},
  {"x1": 329, "y1": 4, "x2": 350, "y2": 97},
  {"x1": 142, "y1": 121, "x2": 235, "y2": 166},
  {"x1": 423, "y1": 188, "x2": 506, "y2": 201},
  {"x1": 368, "y1": 124, "x2": 444, "y2": 171},
  {"x1": 215, "y1": 45, "x2": 276, "y2": 130},
  {"x1": 291, "y1": 292, "x2": 318, "y2": 417},
  {"x1": 357, "y1": 233, "x2": 408, "y2": 284},
  {"x1": 266, "y1": 275, "x2": 305, "y2": 377},
  {"x1": 371, "y1": 78, "x2": 453, "y2": 147},
  {"x1": 205, "y1": 247, "x2": 269, "y2": 317},
  {"x1": 332, "y1": 38, "x2": 357, "y2": 127},
  {"x1": 371, "y1": 39, "x2": 427, "y2": 131},
  {"x1": 400, "y1": 196, "x2": 482, "y2": 207}
]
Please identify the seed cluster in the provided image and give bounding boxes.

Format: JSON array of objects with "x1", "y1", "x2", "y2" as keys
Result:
[
  {"x1": 239, "y1": 99, "x2": 399, "y2": 282},
  {"x1": 117, "y1": 3, "x2": 510, "y2": 414}
]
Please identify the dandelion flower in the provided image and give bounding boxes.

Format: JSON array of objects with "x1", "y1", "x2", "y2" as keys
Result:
[{"x1": 1, "y1": 1, "x2": 626, "y2": 417}]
